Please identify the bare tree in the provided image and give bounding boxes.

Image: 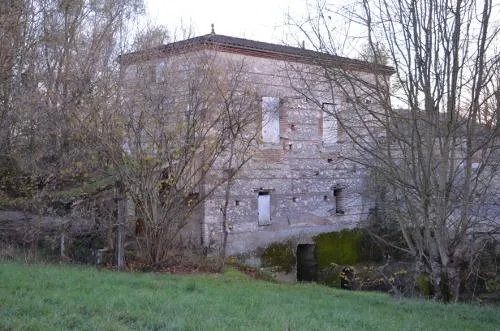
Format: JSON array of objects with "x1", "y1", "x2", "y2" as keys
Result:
[
  {"x1": 211, "y1": 59, "x2": 261, "y2": 270},
  {"x1": 113, "y1": 49, "x2": 260, "y2": 266},
  {"x1": 288, "y1": 0, "x2": 500, "y2": 301},
  {"x1": 0, "y1": 0, "x2": 144, "y2": 260},
  {"x1": 0, "y1": 0, "x2": 35, "y2": 155},
  {"x1": 0, "y1": 0, "x2": 143, "y2": 192}
]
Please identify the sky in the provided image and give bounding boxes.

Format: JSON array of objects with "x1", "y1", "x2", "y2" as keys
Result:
[
  {"x1": 144, "y1": 0, "x2": 500, "y2": 59},
  {"x1": 145, "y1": 0, "x2": 307, "y2": 44}
]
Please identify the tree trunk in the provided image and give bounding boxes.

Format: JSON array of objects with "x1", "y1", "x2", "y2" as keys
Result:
[
  {"x1": 447, "y1": 266, "x2": 461, "y2": 303},
  {"x1": 60, "y1": 232, "x2": 65, "y2": 259},
  {"x1": 428, "y1": 263, "x2": 461, "y2": 302}
]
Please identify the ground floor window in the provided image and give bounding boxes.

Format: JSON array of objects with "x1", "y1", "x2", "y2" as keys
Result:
[
  {"x1": 258, "y1": 191, "x2": 271, "y2": 225},
  {"x1": 334, "y1": 188, "x2": 345, "y2": 214}
]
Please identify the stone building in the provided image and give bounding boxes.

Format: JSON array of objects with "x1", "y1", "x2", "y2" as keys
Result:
[{"x1": 119, "y1": 32, "x2": 394, "y2": 257}]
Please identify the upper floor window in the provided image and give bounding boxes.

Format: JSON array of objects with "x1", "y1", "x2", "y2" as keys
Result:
[
  {"x1": 322, "y1": 103, "x2": 338, "y2": 145},
  {"x1": 155, "y1": 60, "x2": 167, "y2": 83},
  {"x1": 261, "y1": 97, "x2": 280, "y2": 144}
]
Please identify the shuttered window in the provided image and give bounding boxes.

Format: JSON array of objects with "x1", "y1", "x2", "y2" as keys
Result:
[
  {"x1": 322, "y1": 103, "x2": 337, "y2": 145},
  {"x1": 258, "y1": 191, "x2": 271, "y2": 225},
  {"x1": 155, "y1": 60, "x2": 167, "y2": 82},
  {"x1": 261, "y1": 97, "x2": 280, "y2": 144}
]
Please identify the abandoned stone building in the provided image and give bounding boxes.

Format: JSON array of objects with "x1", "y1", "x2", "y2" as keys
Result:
[{"x1": 119, "y1": 32, "x2": 394, "y2": 258}]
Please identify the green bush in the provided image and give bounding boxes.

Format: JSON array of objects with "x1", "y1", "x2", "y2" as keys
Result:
[
  {"x1": 485, "y1": 277, "x2": 500, "y2": 293},
  {"x1": 313, "y1": 229, "x2": 383, "y2": 268},
  {"x1": 68, "y1": 233, "x2": 106, "y2": 264},
  {"x1": 261, "y1": 242, "x2": 295, "y2": 273},
  {"x1": 418, "y1": 274, "x2": 432, "y2": 298},
  {"x1": 316, "y1": 263, "x2": 344, "y2": 288}
]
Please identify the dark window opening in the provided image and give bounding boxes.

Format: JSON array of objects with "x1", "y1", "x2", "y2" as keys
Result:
[
  {"x1": 334, "y1": 188, "x2": 345, "y2": 214},
  {"x1": 292, "y1": 197, "x2": 297, "y2": 202},
  {"x1": 235, "y1": 200, "x2": 240, "y2": 206}
]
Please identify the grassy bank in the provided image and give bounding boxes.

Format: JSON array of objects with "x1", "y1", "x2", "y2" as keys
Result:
[{"x1": 0, "y1": 262, "x2": 498, "y2": 330}]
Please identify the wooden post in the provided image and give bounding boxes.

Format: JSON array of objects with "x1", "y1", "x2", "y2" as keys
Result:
[
  {"x1": 60, "y1": 232, "x2": 65, "y2": 259},
  {"x1": 116, "y1": 181, "x2": 126, "y2": 270}
]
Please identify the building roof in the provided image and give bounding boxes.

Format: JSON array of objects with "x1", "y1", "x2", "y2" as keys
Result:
[{"x1": 118, "y1": 33, "x2": 395, "y2": 75}]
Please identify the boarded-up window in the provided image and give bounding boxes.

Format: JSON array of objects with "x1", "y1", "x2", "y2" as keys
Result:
[
  {"x1": 155, "y1": 60, "x2": 167, "y2": 82},
  {"x1": 262, "y1": 97, "x2": 280, "y2": 144},
  {"x1": 258, "y1": 191, "x2": 271, "y2": 225},
  {"x1": 322, "y1": 103, "x2": 337, "y2": 145}
]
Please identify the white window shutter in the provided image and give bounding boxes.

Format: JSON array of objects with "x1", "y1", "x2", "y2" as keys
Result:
[
  {"x1": 323, "y1": 106, "x2": 337, "y2": 145},
  {"x1": 258, "y1": 193, "x2": 271, "y2": 225},
  {"x1": 155, "y1": 61, "x2": 167, "y2": 82},
  {"x1": 262, "y1": 97, "x2": 280, "y2": 144}
]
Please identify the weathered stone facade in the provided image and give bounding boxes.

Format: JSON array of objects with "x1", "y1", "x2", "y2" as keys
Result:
[
  {"x1": 200, "y1": 53, "x2": 372, "y2": 255},
  {"x1": 119, "y1": 34, "x2": 392, "y2": 256}
]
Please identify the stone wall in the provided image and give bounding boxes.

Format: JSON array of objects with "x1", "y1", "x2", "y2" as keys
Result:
[{"x1": 201, "y1": 52, "x2": 376, "y2": 255}]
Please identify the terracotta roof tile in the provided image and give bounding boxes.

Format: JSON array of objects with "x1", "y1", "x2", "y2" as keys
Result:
[{"x1": 119, "y1": 33, "x2": 394, "y2": 74}]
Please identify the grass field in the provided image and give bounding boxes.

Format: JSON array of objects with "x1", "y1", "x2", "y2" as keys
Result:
[{"x1": 1, "y1": 262, "x2": 499, "y2": 330}]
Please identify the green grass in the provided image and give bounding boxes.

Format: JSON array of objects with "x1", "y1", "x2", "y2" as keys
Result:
[{"x1": 0, "y1": 262, "x2": 499, "y2": 330}]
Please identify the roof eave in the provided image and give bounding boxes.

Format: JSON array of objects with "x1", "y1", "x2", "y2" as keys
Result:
[{"x1": 118, "y1": 34, "x2": 395, "y2": 75}]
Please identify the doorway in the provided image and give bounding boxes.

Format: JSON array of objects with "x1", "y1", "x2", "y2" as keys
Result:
[{"x1": 296, "y1": 244, "x2": 317, "y2": 282}]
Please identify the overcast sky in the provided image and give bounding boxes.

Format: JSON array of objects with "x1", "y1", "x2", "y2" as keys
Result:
[
  {"x1": 144, "y1": 0, "x2": 500, "y2": 59},
  {"x1": 145, "y1": 0, "x2": 306, "y2": 44}
]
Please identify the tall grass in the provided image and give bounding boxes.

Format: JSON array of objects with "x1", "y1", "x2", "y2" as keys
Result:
[{"x1": 1, "y1": 262, "x2": 498, "y2": 330}]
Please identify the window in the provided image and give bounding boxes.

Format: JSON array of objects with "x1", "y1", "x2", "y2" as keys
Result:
[
  {"x1": 258, "y1": 191, "x2": 271, "y2": 225},
  {"x1": 261, "y1": 97, "x2": 280, "y2": 144},
  {"x1": 322, "y1": 103, "x2": 337, "y2": 145},
  {"x1": 334, "y1": 188, "x2": 345, "y2": 214},
  {"x1": 155, "y1": 60, "x2": 167, "y2": 82}
]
